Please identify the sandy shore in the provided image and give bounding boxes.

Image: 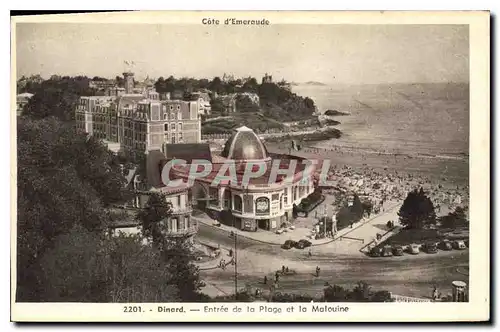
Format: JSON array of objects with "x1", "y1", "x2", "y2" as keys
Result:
[{"x1": 266, "y1": 141, "x2": 468, "y2": 187}]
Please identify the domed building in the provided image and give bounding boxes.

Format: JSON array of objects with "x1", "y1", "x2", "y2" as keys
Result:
[
  {"x1": 220, "y1": 125, "x2": 270, "y2": 161},
  {"x1": 166, "y1": 126, "x2": 318, "y2": 232}
]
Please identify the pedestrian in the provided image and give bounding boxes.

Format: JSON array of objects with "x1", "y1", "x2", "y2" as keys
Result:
[
  {"x1": 263, "y1": 276, "x2": 267, "y2": 284},
  {"x1": 432, "y1": 286, "x2": 439, "y2": 301},
  {"x1": 316, "y1": 266, "x2": 321, "y2": 277},
  {"x1": 282, "y1": 265, "x2": 285, "y2": 273},
  {"x1": 229, "y1": 249, "x2": 233, "y2": 257},
  {"x1": 308, "y1": 249, "x2": 312, "y2": 257},
  {"x1": 275, "y1": 272, "x2": 280, "y2": 283},
  {"x1": 285, "y1": 266, "x2": 289, "y2": 273}
]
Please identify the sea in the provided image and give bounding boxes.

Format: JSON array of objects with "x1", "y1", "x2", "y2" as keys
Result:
[{"x1": 293, "y1": 83, "x2": 469, "y2": 160}]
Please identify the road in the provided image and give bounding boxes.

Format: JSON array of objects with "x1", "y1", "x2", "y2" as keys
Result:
[
  {"x1": 197, "y1": 223, "x2": 264, "y2": 250},
  {"x1": 196, "y1": 222, "x2": 469, "y2": 299}
]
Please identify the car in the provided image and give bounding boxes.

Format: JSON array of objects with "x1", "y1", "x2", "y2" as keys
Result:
[
  {"x1": 289, "y1": 226, "x2": 296, "y2": 230},
  {"x1": 392, "y1": 245, "x2": 404, "y2": 256},
  {"x1": 281, "y1": 240, "x2": 297, "y2": 250},
  {"x1": 296, "y1": 239, "x2": 312, "y2": 249},
  {"x1": 453, "y1": 240, "x2": 467, "y2": 250},
  {"x1": 381, "y1": 245, "x2": 393, "y2": 257},
  {"x1": 422, "y1": 242, "x2": 438, "y2": 254},
  {"x1": 440, "y1": 240, "x2": 453, "y2": 251},
  {"x1": 464, "y1": 239, "x2": 469, "y2": 248},
  {"x1": 369, "y1": 247, "x2": 382, "y2": 257},
  {"x1": 408, "y1": 243, "x2": 420, "y2": 255},
  {"x1": 275, "y1": 229, "x2": 284, "y2": 234}
]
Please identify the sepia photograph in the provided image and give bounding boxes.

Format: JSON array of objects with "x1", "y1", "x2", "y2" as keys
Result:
[{"x1": 10, "y1": 11, "x2": 489, "y2": 322}]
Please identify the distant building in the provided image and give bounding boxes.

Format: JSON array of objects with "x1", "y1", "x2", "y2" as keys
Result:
[
  {"x1": 222, "y1": 73, "x2": 235, "y2": 83},
  {"x1": 89, "y1": 80, "x2": 116, "y2": 91},
  {"x1": 189, "y1": 91, "x2": 212, "y2": 116},
  {"x1": 16, "y1": 92, "x2": 34, "y2": 116},
  {"x1": 160, "y1": 92, "x2": 171, "y2": 101},
  {"x1": 108, "y1": 161, "x2": 197, "y2": 243},
  {"x1": 238, "y1": 92, "x2": 260, "y2": 105},
  {"x1": 169, "y1": 126, "x2": 317, "y2": 231},
  {"x1": 218, "y1": 94, "x2": 237, "y2": 114},
  {"x1": 75, "y1": 71, "x2": 201, "y2": 156},
  {"x1": 277, "y1": 79, "x2": 291, "y2": 91},
  {"x1": 262, "y1": 73, "x2": 273, "y2": 84},
  {"x1": 105, "y1": 87, "x2": 126, "y2": 97}
]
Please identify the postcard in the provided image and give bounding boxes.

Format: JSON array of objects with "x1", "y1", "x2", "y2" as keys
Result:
[{"x1": 11, "y1": 10, "x2": 490, "y2": 322}]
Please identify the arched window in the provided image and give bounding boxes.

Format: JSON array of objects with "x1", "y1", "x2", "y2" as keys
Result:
[
  {"x1": 233, "y1": 195, "x2": 243, "y2": 212},
  {"x1": 164, "y1": 123, "x2": 168, "y2": 131}
]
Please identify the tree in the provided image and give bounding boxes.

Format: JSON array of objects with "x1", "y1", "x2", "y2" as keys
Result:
[
  {"x1": 208, "y1": 76, "x2": 223, "y2": 94},
  {"x1": 137, "y1": 192, "x2": 172, "y2": 247},
  {"x1": 370, "y1": 290, "x2": 393, "y2": 302},
  {"x1": 350, "y1": 281, "x2": 371, "y2": 302},
  {"x1": 38, "y1": 226, "x2": 180, "y2": 302},
  {"x1": 115, "y1": 75, "x2": 125, "y2": 88},
  {"x1": 235, "y1": 94, "x2": 260, "y2": 113},
  {"x1": 38, "y1": 225, "x2": 109, "y2": 302},
  {"x1": 324, "y1": 284, "x2": 350, "y2": 301},
  {"x1": 137, "y1": 193, "x2": 205, "y2": 301},
  {"x1": 160, "y1": 240, "x2": 205, "y2": 302},
  {"x1": 440, "y1": 206, "x2": 468, "y2": 229},
  {"x1": 23, "y1": 75, "x2": 94, "y2": 122},
  {"x1": 398, "y1": 188, "x2": 436, "y2": 229},
  {"x1": 16, "y1": 117, "x2": 131, "y2": 301}
]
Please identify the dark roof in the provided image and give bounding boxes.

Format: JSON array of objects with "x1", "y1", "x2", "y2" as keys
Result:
[
  {"x1": 165, "y1": 143, "x2": 213, "y2": 163},
  {"x1": 171, "y1": 158, "x2": 309, "y2": 186}
]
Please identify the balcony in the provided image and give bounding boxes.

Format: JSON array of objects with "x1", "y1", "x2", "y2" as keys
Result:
[
  {"x1": 170, "y1": 204, "x2": 193, "y2": 215},
  {"x1": 163, "y1": 224, "x2": 198, "y2": 238}
]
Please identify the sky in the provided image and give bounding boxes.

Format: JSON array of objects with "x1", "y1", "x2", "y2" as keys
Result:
[{"x1": 15, "y1": 23, "x2": 469, "y2": 84}]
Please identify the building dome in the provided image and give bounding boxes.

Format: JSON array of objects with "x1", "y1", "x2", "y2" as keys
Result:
[{"x1": 221, "y1": 126, "x2": 269, "y2": 161}]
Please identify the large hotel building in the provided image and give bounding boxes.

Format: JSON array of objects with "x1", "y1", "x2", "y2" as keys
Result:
[{"x1": 75, "y1": 71, "x2": 201, "y2": 155}]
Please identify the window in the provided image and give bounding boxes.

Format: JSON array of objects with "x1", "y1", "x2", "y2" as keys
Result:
[
  {"x1": 177, "y1": 111, "x2": 182, "y2": 120},
  {"x1": 177, "y1": 195, "x2": 181, "y2": 208},
  {"x1": 233, "y1": 195, "x2": 242, "y2": 212},
  {"x1": 284, "y1": 189, "x2": 288, "y2": 204},
  {"x1": 164, "y1": 123, "x2": 168, "y2": 131},
  {"x1": 171, "y1": 136, "x2": 176, "y2": 144},
  {"x1": 223, "y1": 190, "x2": 231, "y2": 209},
  {"x1": 169, "y1": 105, "x2": 173, "y2": 111},
  {"x1": 178, "y1": 122, "x2": 183, "y2": 131},
  {"x1": 272, "y1": 193, "x2": 279, "y2": 201},
  {"x1": 178, "y1": 133, "x2": 183, "y2": 142},
  {"x1": 163, "y1": 113, "x2": 168, "y2": 120},
  {"x1": 171, "y1": 123, "x2": 176, "y2": 131},
  {"x1": 171, "y1": 218, "x2": 178, "y2": 232}
]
